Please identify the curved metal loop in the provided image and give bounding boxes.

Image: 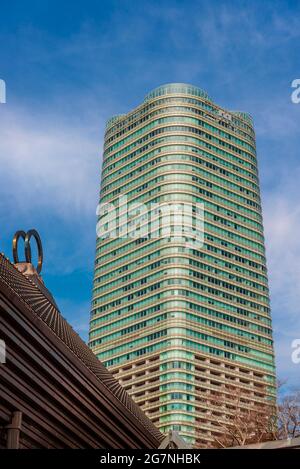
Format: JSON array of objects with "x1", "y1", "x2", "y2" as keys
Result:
[
  {"x1": 12, "y1": 230, "x2": 26, "y2": 264},
  {"x1": 25, "y1": 230, "x2": 43, "y2": 274},
  {"x1": 13, "y1": 229, "x2": 43, "y2": 274}
]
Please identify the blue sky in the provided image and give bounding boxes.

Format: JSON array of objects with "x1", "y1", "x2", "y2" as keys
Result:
[{"x1": 0, "y1": 0, "x2": 299, "y2": 390}]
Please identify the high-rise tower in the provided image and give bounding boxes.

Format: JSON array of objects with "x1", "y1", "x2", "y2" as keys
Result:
[{"x1": 89, "y1": 84, "x2": 276, "y2": 447}]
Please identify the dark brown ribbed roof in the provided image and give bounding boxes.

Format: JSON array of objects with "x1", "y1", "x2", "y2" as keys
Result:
[{"x1": 0, "y1": 253, "x2": 163, "y2": 444}]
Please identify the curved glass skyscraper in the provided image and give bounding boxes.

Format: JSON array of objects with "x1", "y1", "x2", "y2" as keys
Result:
[{"x1": 89, "y1": 84, "x2": 276, "y2": 447}]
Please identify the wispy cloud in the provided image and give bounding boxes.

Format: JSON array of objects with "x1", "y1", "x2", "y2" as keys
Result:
[
  {"x1": 0, "y1": 106, "x2": 102, "y2": 219},
  {"x1": 263, "y1": 168, "x2": 300, "y2": 386}
]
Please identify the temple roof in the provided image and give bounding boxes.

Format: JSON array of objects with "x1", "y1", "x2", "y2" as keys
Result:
[{"x1": 0, "y1": 253, "x2": 163, "y2": 445}]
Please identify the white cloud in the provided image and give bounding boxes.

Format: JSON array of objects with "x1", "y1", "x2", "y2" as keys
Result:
[
  {"x1": 264, "y1": 176, "x2": 300, "y2": 317},
  {"x1": 263, "y1": 170, "x2": 300, "y2": 386},
  {"x1": 255, "y1": 100, "x2": 300, "y2": 139},
  {"x1": 0, "y1": 105, "x2": 102, "y2": 220}
]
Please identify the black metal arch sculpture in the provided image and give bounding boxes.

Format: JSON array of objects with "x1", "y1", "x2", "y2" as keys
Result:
[{"x1": 12, "y1": 229, "x2": 43, "y2": 274}]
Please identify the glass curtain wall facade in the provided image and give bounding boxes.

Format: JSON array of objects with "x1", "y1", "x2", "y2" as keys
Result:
[{"x1": 89, "y1": 84, "x2": 276, "y2": 447}]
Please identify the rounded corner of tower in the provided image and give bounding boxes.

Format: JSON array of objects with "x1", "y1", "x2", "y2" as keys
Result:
[{"x1": 143, "y1": 83, "x2": 213, "y2": 103}]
